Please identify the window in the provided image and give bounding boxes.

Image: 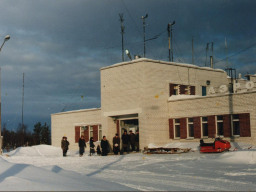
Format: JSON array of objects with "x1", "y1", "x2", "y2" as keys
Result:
[
  {"x1": 188, "y1": 118, "x2": 194, "y2": 138},
  {"x1": 89, "y1": 126, "x2": 94, "y2": 138},
  {"x1": 174, "y1": 119, "x2": 180, "y2": 138},
  {"x1": 170, "y1": 84, "x2": 195, "y2": 96},
  {"x1": 202, "y1": 86, "x2": 207, "y2": 96},
  {"x1": 98, "y1": 125, "x2": 102, "y2": 140},
  {"x1": 184, "y1": 86, "x2": 190, "y2": 95},
  {"x1": 232, "y1": 114, "x2": 240, "y2": 136},
  {"x1": 217, "y1": 116, "x2": 224, "y2": 136},
  {"x1": 202, "y1": 117, "x2": 208, "y2": 137},
  {"x1": 173, "y1": 85, "x2": 179, "y2": 95}
]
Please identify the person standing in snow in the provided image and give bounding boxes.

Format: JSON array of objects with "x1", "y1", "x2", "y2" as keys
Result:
[
  {"x1": 61, "y1": 136, "x2": 69, "y2": 157},
  {"x1": 78, "y1": 135, "x2": 86, "y2": 157},
  {"x1": 101, "y1": 136, "x2": 109, "y2": 156},
  {"x1": 89, "y1": 137, "x2": 95, "y2": 156},
  {"x1": 121, "y1": 130, "x2": 129, "y2": 153},
  {"x1": 96, "y1": 144, "x2": 101, "y2": 155},
  {"x1": 112, "y1": 133, "x2": 120, "y2": 155},
  {"x1": 129, "y1": 130, "x2": 136, "y2": 151}
]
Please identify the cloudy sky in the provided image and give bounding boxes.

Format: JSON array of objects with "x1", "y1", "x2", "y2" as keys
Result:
[{"x1": 0, "y1": 0, "x2": 255, "y2": 131}]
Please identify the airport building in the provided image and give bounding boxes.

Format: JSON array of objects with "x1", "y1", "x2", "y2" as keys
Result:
[{"x1": 51, "y1": 58, "x2": 256, "y2": 150}]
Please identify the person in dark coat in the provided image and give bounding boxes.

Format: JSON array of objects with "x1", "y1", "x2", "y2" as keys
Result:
[
  {"x1": 113, "y1": 133, "x2": 120, "y2": 155},
  {"x1": 135, "y1": 130, "x2": 139, "y2": 152},
  {"x1": 61, "y1": 136, "x2": 69, "y2": 157},
  {"x1": 101, "y1": 136, "x2": 109, "y2": 156},
  {"x1": 78, "y1": 135, "x2": 86, "y2": 157},
  {"x1": 89, "y1": 137, "x2": 95, "y2": 156},
  {"x1": 96, "y1": 144, "x2": 101, "y2": 155},
  {"x1": 129, "y1": 130, "x2": 136, "y2": 151},
  {"x1": 121, "y1": 130, "x2": 129, "y2": 152}
]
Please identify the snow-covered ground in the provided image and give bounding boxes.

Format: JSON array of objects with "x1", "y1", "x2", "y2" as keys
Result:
[{"x1": 1, "y1": 142, "x2": 256, "y2": 191}]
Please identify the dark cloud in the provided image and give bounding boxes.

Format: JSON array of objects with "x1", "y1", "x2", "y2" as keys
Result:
[{"x1": 0, "y1": 0, "x2": 255, "y2": 130}]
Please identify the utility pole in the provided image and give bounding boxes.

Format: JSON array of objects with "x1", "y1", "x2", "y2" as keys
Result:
[
  {"x1": 22, "y1": 73, "x2": 24, "y2": 145},
  {"x1": 119, "y1": 13, "x2": 125, "y2": 62},
  {"x1": 141, "y1": 14, "x2": 148, "y2": 58}
]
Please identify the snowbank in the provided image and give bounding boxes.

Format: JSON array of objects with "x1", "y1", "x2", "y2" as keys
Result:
[{"x1": 6, "y1": 144, "x2": 63, "y2": 157}]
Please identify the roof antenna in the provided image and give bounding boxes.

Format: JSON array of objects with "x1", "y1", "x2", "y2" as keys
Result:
[
  {"x1": 167, "y1": 21, "x2": 175, "y2": 62},
  {"x1": 141, "y1": 14, "x2": 148, "y2": 58},
  {"x1": 119, "y1": 13, "x2": 125, "y2": 62}
]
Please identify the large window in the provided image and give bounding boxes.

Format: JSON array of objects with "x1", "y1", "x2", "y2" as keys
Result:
[
  {"x1": 202, "y1": 117, "x2": 208, "y2": 137},
  {"x1": 188, "y1": 118, "x2": 194, "y2": 138},
  {"x1": 232, "y1": 114, "x2": 240, "y2": 136},
  {"x1": 174, "y1": 119, "x2": 180, "y2": 138},
  {"x1": 217, "y1": 116, "x2": 224, "y2": 136}
]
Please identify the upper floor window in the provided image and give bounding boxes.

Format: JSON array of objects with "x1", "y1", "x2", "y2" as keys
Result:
[
  {"x1": 202, "y1": 86, "x2": 207, "y2": 96},
  {"x1": 169, "y1": 84, "x2": 195, "y2": 96}
]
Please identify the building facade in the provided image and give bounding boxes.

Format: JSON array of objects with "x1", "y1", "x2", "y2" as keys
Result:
[{"x1": 51, "y1": 58, "x2": 256, "y2": 150}]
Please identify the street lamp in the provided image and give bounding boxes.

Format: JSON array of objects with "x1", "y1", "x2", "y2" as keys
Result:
[
  {"x1": 0, "y1": 34, "x2": 10, "y2": 154},
  {"x1": 0, "y1": 35, "x2": 11, "y2": 52}
]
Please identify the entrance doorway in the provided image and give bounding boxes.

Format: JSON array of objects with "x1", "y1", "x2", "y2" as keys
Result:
[
  {"x1": 120, "y1": 119, "x2": 139, "y2": 135},
  {"x1": 119, "y1": 118, "x2": 139, "y2": 151}
]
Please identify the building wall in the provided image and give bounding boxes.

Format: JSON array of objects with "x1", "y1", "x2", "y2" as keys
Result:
[
  {"x1": 167, "y1": 91, "x2": 256, "y2": 145},
  {"x1": 51, "y1": 108, "x2": 101, "y2": 150}
]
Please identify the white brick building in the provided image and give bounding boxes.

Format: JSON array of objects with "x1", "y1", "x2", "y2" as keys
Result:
[{"x1": 51, "y1": 58, "x2": 256, "y2": 150}]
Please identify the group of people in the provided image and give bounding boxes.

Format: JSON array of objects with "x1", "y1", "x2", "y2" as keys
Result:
[
  {"x1": 116, "y1": 130, "x2": 139, "y2": 154},
  {"x1": 61, "y1": 129, "x2": 139, "y2": 157}
]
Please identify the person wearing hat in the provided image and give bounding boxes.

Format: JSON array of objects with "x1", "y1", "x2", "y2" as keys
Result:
[
  {"x1": 113, "y1": 133, "x2": 120, "y2": 155},
  {"x1": 61, "y1": 136, "x2": 69, "y2": 157}
]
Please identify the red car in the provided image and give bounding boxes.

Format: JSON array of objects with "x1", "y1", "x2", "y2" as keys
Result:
[{"x1": 200, "y1": 138, "x2": 231, "y2": 153}]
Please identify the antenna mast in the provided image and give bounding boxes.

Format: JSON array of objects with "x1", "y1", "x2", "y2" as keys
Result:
[
  {"x1": 225, "y1": 37, "x2": 228, "y2": 67},
  {"x1": 167, "y1": 21, "x2": 175, "y2": 62},
  {"x1": 192, "y1": 36, "x2": 194, "y2": 64},
  {"x1": 119, "y1": 13, "x2": 125, "y2": 62},
  {"x1": 205, "y1": 43, "x2": 209, "y2": 66},
  {"x1": 141, "y1": 14, "x2": 148, "y2": 58}
]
